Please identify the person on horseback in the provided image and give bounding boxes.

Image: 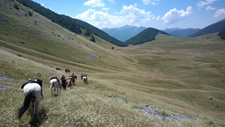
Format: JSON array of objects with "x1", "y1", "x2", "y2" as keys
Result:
[
  {"x1": 82, "y1": 74, "x2": 88, "y2": 84},
  {"x1": 50, "y1": 77, "x2": 61, "y2": 96},
  {"x1": 18, "y1": 79, "x2": 43, "y2": 122},
  {"x1": 21, "y1": 78, "x2": 44, "y2": 98},
  {"x1": 61, "y1": 75, "x2": 66, "y2": 90},
  {"x1": 21, "y1": 78, "x2": 33, "y2": 89},
  {"x1": 81, "y1": 73, "x2": 84, "y2": 80}
]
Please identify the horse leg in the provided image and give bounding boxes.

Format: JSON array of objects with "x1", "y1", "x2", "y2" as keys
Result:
[
  {"x1": 50, "y1": 83, "x2": 53, "y2": 95},
  {"x1": 28, "y1": 102, "x2": 33, "y2": 117},
  {"x1": 57, "y1": 86, "x2": 58, "y2": 95},
  {"x1": 35, "y1": 100, "x2": 40, "y2": 121}
]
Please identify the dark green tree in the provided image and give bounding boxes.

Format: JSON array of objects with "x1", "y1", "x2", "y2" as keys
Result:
[{"x1": 90, "y1": 35, "x2": 96, "y2": 42}]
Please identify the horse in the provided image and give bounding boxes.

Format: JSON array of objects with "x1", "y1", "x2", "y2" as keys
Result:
[
  {"x1": 50, "y1": 77, "x2": 61, "y2": 96},
  {"x1": 66, "y1": 75, "x2": 77, "y2": 87},
  {"x1": 61, "y1": 75, "x2": 67, "y2": 90},
  {"x1": 18, "y1": 79, "x2": 43, "y2": 122},
  {"x1": 81, "y1": 74, "x2": 88, "y2": 84},
  {"x1": 65, "y1": 68, "x2": 70, "y2": 73}
]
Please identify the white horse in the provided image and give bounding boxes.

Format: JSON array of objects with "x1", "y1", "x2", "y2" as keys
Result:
[
  {"x1": 83, "y1": 76, "x2": 88, "y2": 84},
  {"x1": 18, "y1": 79, "x2": 43, "y2": 122},
  {"x1": 50, "y1": 78, "x2": 61, "y2": 96}
]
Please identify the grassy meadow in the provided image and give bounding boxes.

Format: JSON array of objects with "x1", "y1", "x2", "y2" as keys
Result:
[{"x1": 0, "y1": 0, "x2": 225, "y2": 126}]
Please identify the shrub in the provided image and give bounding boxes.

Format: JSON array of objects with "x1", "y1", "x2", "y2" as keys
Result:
[
  {"x1": 90, "y1": 35, "x2": 96, "y2": 42},
  {"x1": 85, "y1": 30, "x2": 92, "y2": 37},
  {"x1": 208, "y1": 120, "x2": 214, "y2": 125},
  {"x1": 28, "y1": 11, "x2": 33, "y2": 17},
  {"x1": 14, "y1": 3, "x2": 19, "y2": 10},
  {"x1": 218, "y1": 29, "x2": 225, "y2": 39}
]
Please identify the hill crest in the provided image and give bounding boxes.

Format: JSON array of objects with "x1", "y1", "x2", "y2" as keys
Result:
[
  {"x1": 191, "y1": 18, "x2": 225, "y2": 37},
  {"x1": 16, "y1": 0, "x2": 126, "y2": 47},
  {"x1": 125, "y1": 27, "x2": 169, "y2": 45},
  {"x1": 102, "y1": 25, "x2": 146, "y2": 42}
]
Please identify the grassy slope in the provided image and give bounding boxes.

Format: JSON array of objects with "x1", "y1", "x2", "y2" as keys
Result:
[
  {"x1": 0, "y1": 0, "x2": 130, "y2": 71},
  {"x1": 125, "y1": 27, "x2": 169, "y2": 45},
  {"x1": 0, "y1": 1, "x2": 224, "y2": 127}
]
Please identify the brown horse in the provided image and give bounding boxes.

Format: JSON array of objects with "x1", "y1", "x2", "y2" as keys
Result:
[
  {"x1": 65, "y1": 69, "x2": 70, "y2": 73},
  {"x1": 66, "y1": 75, "x2": 77, "y2": 87}
]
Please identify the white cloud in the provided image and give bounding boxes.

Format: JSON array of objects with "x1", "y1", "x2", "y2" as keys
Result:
[
  {"x1": 214, "y1": 9, "x2": 225, "y2": 18},
  {"x1": 162, "y1": 6, "x2": 192, "y2": 25},
  {"x1": 107, "y1": 0, "x2": 115, "y2": 4},
  {"x1": 197, "y1": 0, "x2": 217, "y2": 8},
  {"x1": 102, "y1": 8, "x2": 109, "y2": 11},
  {"x1": 206, "y1": 6, "x2": 216, "y2": 10},
  {"x1": 84, "y1": 0, "x2": 105, "y2": 7},
  {"x1": 76, "y1": 5, "x2": 156, "y2": 28},
  {"x1": 142, "y1": 0, "x2": 160, "y2": 5}
]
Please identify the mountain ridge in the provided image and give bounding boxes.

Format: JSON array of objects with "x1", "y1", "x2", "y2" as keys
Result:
[
  {"x1": 162, "y1": 28, "x2": 200, "y2": 37},
  {"x1": 125, "y1": 27, "x2": 169, "y2": 45},
  {"x1": 16, "y1": 0, "x2": 127, "y2": 47},
  {"x1": 102, "y1": 25, "x2": 146, "y2": 42},
  {"x1": 191, "y1": 18, "x2": 225, "y2": 37}
]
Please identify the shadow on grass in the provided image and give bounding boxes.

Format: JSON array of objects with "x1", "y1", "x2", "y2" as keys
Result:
[{"x1": 29, "y1": 108, "x2": 48, "y2": 127}]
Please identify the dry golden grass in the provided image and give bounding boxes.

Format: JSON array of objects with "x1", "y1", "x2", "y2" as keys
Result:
[{"x1": 0, "y1": 0, "x2": 225, "y2": 126}]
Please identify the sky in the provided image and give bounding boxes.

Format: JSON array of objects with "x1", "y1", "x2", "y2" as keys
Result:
[{"x1": 32, "y1": 0, "x2": 225, "y2": 30}]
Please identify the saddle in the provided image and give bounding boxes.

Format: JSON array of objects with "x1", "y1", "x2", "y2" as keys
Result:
[
  {"x1": 21, "y1": 80, "x2": 38, "y2": 89},
  {"x1": 50, "y1": 77, "x2": 60, "y2": 83}
]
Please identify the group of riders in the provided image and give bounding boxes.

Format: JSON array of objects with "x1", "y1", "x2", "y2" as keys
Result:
[
  {"x1": 21, "y1": 73, "x2": 88, "y2": 96},
  {"x1": 18, "y1": 73, "x2": 88, "y2": 122}
]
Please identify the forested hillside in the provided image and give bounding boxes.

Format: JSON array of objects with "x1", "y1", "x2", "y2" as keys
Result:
[
  {"x1": 191, "y1": 18, "x2": 225, "y2": 37},
  {"x1": 16, "y1": 0, "x2": 126, "y2": 47},
  {"x1": 218, "y1": 29, "x2": 225, "y2": 39},
  {"x1": 125, "y1": 27, "x2": 169, "y2": 45}
]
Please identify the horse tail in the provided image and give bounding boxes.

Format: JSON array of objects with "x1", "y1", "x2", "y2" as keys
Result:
[{"x1": 18, "y1": 90, "x2": 33, "y2": 120}]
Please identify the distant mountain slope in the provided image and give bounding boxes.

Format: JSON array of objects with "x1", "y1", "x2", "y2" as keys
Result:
[
  {"x1": 191, "y1": 18, "x2": 225, "y2": 37},
  {"x1": 218, "y1": 28, "x2": 225, "y2": 39},
  {"x1": 125, "y1": 28, "x2": 169, "y2": 45},
  {"x1": 162, "y1": 28, "x2": 200, "y2": 37},
  {"x1": 74, "y1": 19, "x2": 127, "y2": 47},
  {"x1": 16, "y1": 0, "x2": 126, "y2": 47},
  {"x1": 0, "y1": 0, "x2": 125, "y2": 68},
  {"x1": 102, "y1": 25, "x2": 146, "y2": 42}
]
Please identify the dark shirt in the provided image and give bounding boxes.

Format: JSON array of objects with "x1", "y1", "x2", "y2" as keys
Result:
[
  {"x1": 21, "y1": 80, "x2": 37, "y2": 89},
  {"x1": 50, "y1": 77, "x2": 58, "y2": 80}
]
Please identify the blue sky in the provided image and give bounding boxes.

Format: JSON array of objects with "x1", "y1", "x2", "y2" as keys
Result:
[{"x1": 32, "y1": 0, "x2": 225, "y2": 29}]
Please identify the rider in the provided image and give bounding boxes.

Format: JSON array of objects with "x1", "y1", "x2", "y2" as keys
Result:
[
  {"x1": 50, "y1": 77, "x2": 61, "y2": 89},
  {"x1": 21, "y1": 78, "x2": 44, "y2": 98},
  {"x1": 61, "y1": 75, "x2": 66, "y2": 90},
  {"x1": 21, "y1": 78, "x2": 33, "y2": 89},
  {"x1": 82, "y1": 74, "x2": 88, "y2": 84}
]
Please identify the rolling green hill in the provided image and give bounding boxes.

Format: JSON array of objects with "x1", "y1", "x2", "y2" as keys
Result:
[
  {"x1": 0, "y1": 0, "x2": 128, "y2": 71},
  {"x1": 16, "y1": 0, "x2": 126, "y2": 47},
  {"x1": 125, "y1": 27, "x2": 169, "y2": 45},
  {"x1": 191, "y1": 18, "x2": 225, "y2": 37}
]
